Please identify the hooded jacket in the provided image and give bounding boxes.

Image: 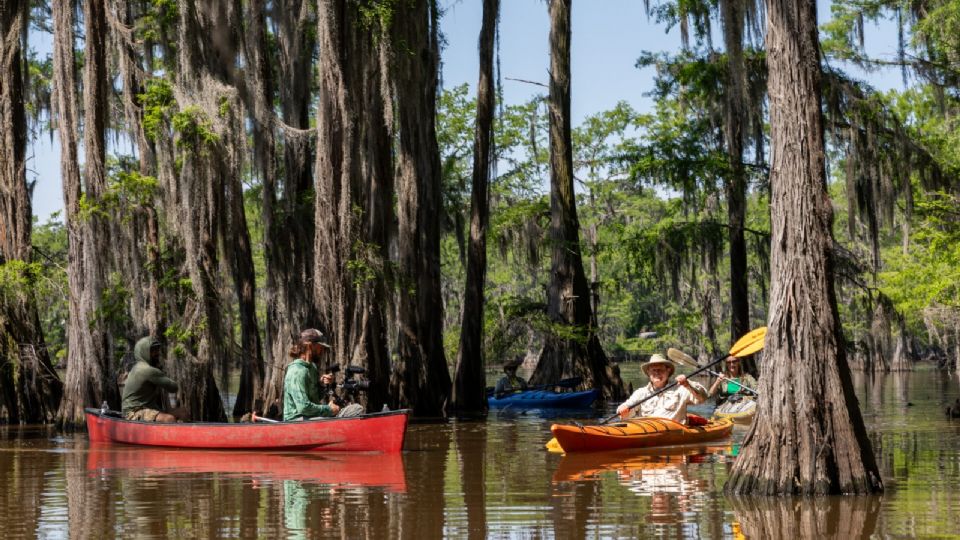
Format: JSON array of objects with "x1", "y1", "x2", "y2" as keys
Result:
[{"x1": 120, "y1": 337, "x2": 179, "y2": 415}]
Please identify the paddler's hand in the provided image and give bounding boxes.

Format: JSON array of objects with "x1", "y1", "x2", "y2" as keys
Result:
[
  {"x1": 616, "y1": 403, "x2": 630, "y2": 419},
  {"x1": 677, "y1": 374, "x2": 689, "y2": 387},
  {"x1": 329, "y1": 402, "x2": 341, "y2": 416},
  {"x1": 320, "y1": 373, "x2": 334, "y2": 385}
]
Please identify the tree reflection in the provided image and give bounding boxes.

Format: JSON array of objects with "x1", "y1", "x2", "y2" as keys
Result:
[
  {"x1": 455, "y1": 420, "x2": 487, "y2": 539},
  {"x1": 728, "y1": 495, "x2": 881, "y2": 538}
]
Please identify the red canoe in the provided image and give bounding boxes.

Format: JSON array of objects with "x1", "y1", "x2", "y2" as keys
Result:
[
  {"x1": 86, "y1": 445, "x2": 407, "y2": 492},
  {"x1": 84, "y1": 408, "x2": 409, "y2": 453}
]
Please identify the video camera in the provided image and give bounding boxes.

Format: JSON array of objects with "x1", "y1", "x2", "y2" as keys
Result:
[{"x1": 323, "y1": 364, "x2": 370, "y2": 407}]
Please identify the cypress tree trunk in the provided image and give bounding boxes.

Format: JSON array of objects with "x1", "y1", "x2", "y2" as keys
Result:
[
  {"x1": 0, "y1": 0, "x2": 62, "y2": 423},
  {"x1": 725, "y1": 0, "x2": 882, "y2": 495},
  {"x1": 720, "y1": 0, "x2": 752, "y2": 345},
  {"x1": 258, "y1": 0, "x2": 319, "y2": 419},
  {"x1": 314, "y1": 0, "x2": 393, "y2": 412},
  {"x1": 389, "y1": 0, "x2": 452, "y2": 416},
  {"x1": 451, "y1": 0, "x2": 499, "y2": 414},
  {"x1": 55, "y1": 0, "x2": 118, "y2": 427},
  {"x1": 531, "y1": 0, "x2": 624, "y2": 400},
  {"x1": 221, "y1": 0, "x2": 278, "y2": 419}
]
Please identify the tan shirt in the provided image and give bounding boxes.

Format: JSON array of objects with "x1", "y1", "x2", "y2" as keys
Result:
[{"x1": 621, "y1": 381, "x2": 708, "y2": 424}]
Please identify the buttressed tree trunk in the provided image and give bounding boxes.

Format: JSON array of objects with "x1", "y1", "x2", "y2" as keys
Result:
[
  {"x1": 532, "y1": 0, "x2": 625, "y2": 400},
  {"x1": 0, "y1": 0, "x2": 62, "y2": 423},
  {"x1": 314, "y1": 0, "x2": 392, "y2": 412},
  {"x1": 389, "y1": 0, "x2": 452, "y2": 416},
  {"x1": 55, "y1": 0, "x2": 119, "y2": 427},
  {"x1": 257, "y1": 0, "x2": 319, "y2": 419},
  {"x1": 725, "y1": 0, "x2": 882, "y2": 495},
  {"x1": 452, "y1": 0, "x2": 499, "y2": 414}
]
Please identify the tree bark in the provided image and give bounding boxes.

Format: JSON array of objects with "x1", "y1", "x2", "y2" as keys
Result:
[
  {"x1": 256, "y1": 0, "x2": 320, "y2": 419},
  {"x1": 725, "y1": 0, "x2": 882, "y2": 495},
  {"x1": 389, "y1": 0, "x2": 452, "y2": 416},
  {"x1": 55, "y1": 0, "x2": 119, "y2": 427},
  {"x1": 531, "y1": 0, "x2": 625, "y2": 401},
  {"x1": 314, "y1": 0, "x2": 393, "y2": 413},
  {"x1": 451, "y1": 0, "x2": 499, "y2": 414},
  {"x1": 720, "y1": 0, "x2": 752, "y2": 348},
  {"x1": 0, "y1": 0, "x2": 62, "y2": 423}
]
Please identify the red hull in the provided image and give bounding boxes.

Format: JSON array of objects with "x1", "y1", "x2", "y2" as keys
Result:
[
  {"x1": 84, "y1": 408, "x2": 409, "y2": 453},
  {"x1": 86, "y1": 445, "x2": 407, "y2": 492}
]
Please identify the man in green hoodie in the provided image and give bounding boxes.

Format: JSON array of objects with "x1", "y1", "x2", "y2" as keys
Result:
[{"x1": 121, "y1": 337, "x2": 179, "y2": 422}]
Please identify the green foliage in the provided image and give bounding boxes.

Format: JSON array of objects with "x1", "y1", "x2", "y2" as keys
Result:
[
  {"x1": 30, "y1": 216, "x2": 68, "y2": 364},
  {"x1": 76, "y1": 158, "x2": 159, "y2": 223},
  {"x1": 139, "y1": 0, "x2": 178, "y2": 43},
  {"x1": 357, "y1": 0, "x2": 400, "y2": 31},
  {"x1": 164, "y1": 321, "x2": 198, "y2": 358},
  {"x1": 172, "y1": 106, "x2": 219, "y2": 150},
  {"x1": 879, "y1": 191, "x2": 960, "y2": 324},
  {"x1": 140, "y1": 78, "x2": 176, "y2": 141},
  {"x1": 0, "y1": 260, "x2": 42, "y2": 304},
  {"x1": 93, "y1": 273, "x2": 133, "y2": 330}
]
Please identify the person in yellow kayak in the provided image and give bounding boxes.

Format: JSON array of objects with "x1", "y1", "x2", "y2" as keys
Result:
[
  {"x1": 708, "y1": 355, "x2": 757, "y2": 405},
  {"x1": 494, "y1": 357, "x2": 528, "y2": 398},
  {"x1": 616, "y1": 354, "x2": 708, "y2": 424}
]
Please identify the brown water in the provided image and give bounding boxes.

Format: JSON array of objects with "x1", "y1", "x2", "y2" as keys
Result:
[{"x1": 2, "y1": 368, "x2": 960, "y2": 539}]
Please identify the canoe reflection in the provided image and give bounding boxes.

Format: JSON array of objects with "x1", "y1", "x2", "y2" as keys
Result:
[
  {"x1": 553, "y1": 445, "x2": 729, "y2": 483},
  {"x1": 553, "y1": 446, "x2": 728, "y2": 525},
  {"x1": 86, "y1": 445, "x2": 407, "y2": 492}
]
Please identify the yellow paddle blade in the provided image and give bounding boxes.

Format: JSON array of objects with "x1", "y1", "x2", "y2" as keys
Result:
[
  {"x1": 545, "y1": 437, "x2": 563, "y2": 453},
  {"x1": 729, "y1": 327, "x2": 767, "y2": 357}
]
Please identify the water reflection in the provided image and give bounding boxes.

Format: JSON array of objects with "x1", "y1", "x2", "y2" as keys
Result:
[
  {"x1": 2, "y1": 369, "x2": 960, "y2": 538},
  {"x1": 550, "y1": 446, "x2": 731, "y2": 537},
  {"x1": 729, "y1": 495, "x2": 881, "y2": 538},
  {"x1": 86, "y1": 445, "x2": 406, "y2": 491}
]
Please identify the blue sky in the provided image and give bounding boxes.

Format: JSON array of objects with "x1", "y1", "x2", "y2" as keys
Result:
[{"x1": 28, "y1": 0, "x2": 905, "y2": 221}]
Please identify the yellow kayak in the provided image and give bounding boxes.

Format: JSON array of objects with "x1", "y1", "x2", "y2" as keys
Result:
[
  {"x1": 713, "y1": 397, "x2": 756, "y2": 424},
  {"x1": 550, "y1": 416, "x2": 734, "y2": 453}
]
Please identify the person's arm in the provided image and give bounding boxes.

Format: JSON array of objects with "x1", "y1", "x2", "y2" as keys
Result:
[
  {"x1": 708, "y1": 375, "x2": 724, "y2": 397},
  {"x1": 494, "y1": 378, "x2": 508, "y2": 397},
  {"x1": 687, "y1": 380, "x2": 709, "y2": 404},
  {"x1": 147, "y1": 367, "x2": 179, "y2": 392},
  {"x1": 617, "y1": 387, "x2": 647, "y2": 417}
]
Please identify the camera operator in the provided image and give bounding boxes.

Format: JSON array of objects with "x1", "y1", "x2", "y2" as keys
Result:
[{"x1": 282, "y1": 329, "x2": 341, "y2": 421}]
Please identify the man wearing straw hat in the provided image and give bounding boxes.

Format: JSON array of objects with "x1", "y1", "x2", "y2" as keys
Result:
[{"x1": 615, "y1": 353, "x2": 708, "y2": 424}]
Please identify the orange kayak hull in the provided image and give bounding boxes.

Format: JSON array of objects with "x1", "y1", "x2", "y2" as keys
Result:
[{"x1": 550, "y1": 417, "x2": 734, "y2": 453}]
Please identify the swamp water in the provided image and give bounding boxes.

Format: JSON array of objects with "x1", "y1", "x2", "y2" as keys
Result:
[{"x1": 2, "y1": 367, "x2": 960, "y2": 538}]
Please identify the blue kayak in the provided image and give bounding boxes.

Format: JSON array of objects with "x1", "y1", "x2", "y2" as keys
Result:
[{"x1": 488, "y1": 389, "x2": 599, "y2": 408}]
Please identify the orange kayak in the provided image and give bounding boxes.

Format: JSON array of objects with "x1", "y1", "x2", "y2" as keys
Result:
[{"x1": 550, "y1": 417, "x2": 734, "y2": 453}]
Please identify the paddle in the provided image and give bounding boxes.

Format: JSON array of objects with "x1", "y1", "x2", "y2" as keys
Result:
[
  {"x1": 487, "y1": 376, "x2": 584, "y2": 398},
  {"x1": 666, "y1": 348, "x2": 759, "y2": 396},
  {"x1": 544, "y1": 327, "x2": 767, "y2": 452}
]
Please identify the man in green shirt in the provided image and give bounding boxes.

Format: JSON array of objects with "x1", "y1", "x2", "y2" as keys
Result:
[
  {"x1": 121, "y1": 337, "x2": 179, "y2": 422},
  {"x1": 283, "y1": 329, "x2": 341, "y2": 421}
]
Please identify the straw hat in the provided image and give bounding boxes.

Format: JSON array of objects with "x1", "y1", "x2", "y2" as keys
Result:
[{"x1": 641, "y1": 354, "x2": 675, "y2": 377}]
